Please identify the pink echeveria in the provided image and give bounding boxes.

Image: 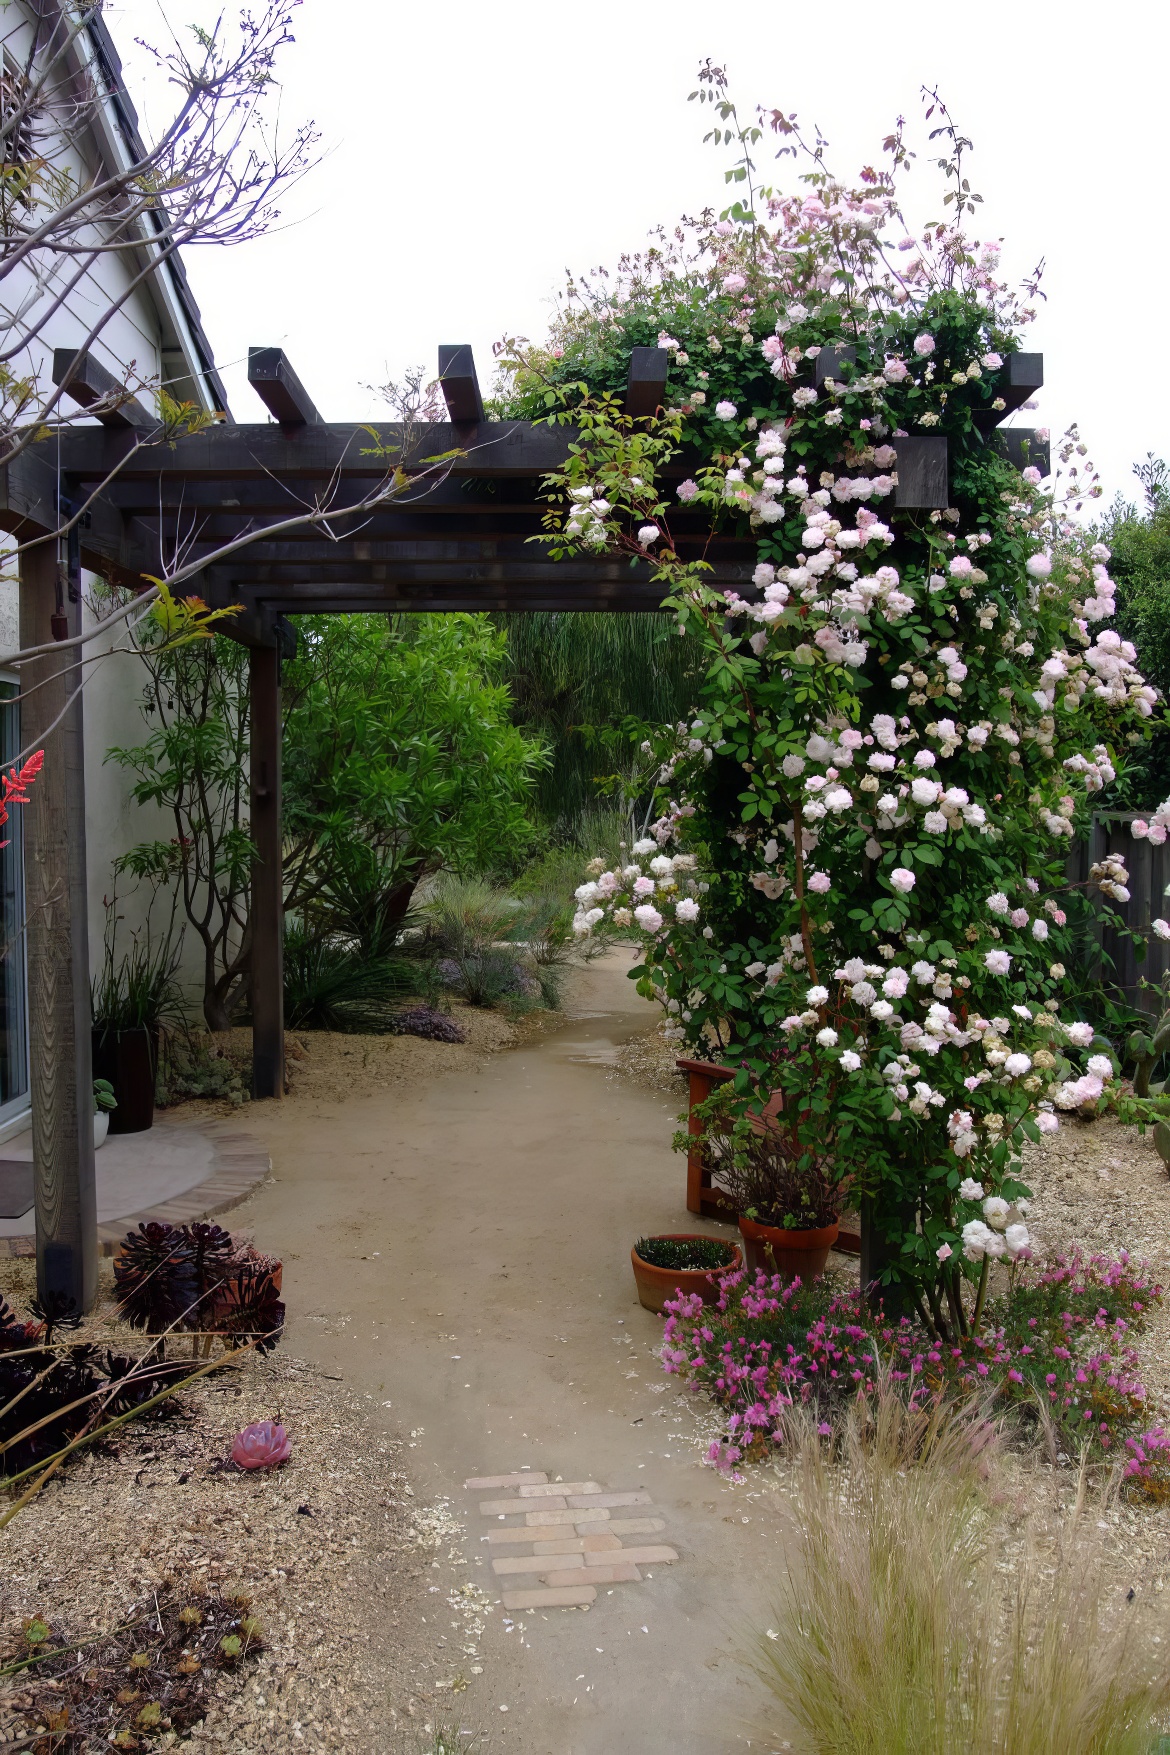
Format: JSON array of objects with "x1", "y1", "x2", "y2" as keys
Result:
[{"x1": 232, "y1": 1420, "x2": 292, "y2": 1470}]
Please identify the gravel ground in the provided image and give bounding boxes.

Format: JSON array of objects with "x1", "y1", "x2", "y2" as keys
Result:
[
  {"x1": 0, "y1": 1260, "x2": 483, "y2": 1754},
  {"x1": 161, "y1": 1007, "x2": 527, "y2": 1124},
  {"x1": 611, "y1": 1024, "x2": 689, "y2": 1099},
  {"x1": 8, "y1": 1022, "x2": 1170, "y2": 1750}
]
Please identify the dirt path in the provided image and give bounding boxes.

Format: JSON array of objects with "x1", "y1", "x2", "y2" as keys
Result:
[{"x1": 236, "y1": 950, "x2": 798, "y2": 1753}]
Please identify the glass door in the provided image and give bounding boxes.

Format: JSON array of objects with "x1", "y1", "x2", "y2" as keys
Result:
[{"x1": 0, "y1": 677, "x2": 29, "y2": 1121}]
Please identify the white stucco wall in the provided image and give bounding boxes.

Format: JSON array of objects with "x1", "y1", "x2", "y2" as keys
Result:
[{"x1": 0, "y1": 4, "x2": 228, "y2": 1014}]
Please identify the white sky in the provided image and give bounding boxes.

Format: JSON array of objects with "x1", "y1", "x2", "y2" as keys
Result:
[{"x1": 108, "y1": 0, "x2": 1168, "y2": 513}]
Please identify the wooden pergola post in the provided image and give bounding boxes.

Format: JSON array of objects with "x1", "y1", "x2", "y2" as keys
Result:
[
  {"x1": 19, "y1": 540, "x2": 97, "y2": 1310},
  {"x1": 249, "y1": 643, "x2": 284, "y2": 1098}
]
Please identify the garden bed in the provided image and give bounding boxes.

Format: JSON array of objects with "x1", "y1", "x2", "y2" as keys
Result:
[
  {"x1": 654, "y1": 1111, "x2": 1170, "y2": 1583},
  {"x1": 161, "y1": 1005, "x2": 525, "y2": 1118},
  {"x1": 0, "y1": 1260, "x2": 478, "y2": 1753}
]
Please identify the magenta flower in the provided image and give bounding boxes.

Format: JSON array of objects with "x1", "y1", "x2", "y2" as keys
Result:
[{"x1": 232, "y1": 1420, "x2": 292, "y2": 1470}]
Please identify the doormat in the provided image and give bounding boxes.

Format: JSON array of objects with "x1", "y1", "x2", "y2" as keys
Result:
[{"x1": 0, "y1": 1159, "x2": 33, "y2": 1219}]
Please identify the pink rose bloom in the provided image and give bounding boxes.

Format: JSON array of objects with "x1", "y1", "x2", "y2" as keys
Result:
[
  {"x1": 984, "y1": 949, "x2": 1012, "y2": 975},
  {"x1": 936, "y1": 1243, "x2": 953, "y2": 1262},
  {"x1": 807, "y1": 871, "x2": 831, "y2": 894},
  {"x1": 723, "y1": 273, "x2": 747, "y2": 293},
  {"x1": 913, "y1": 334, "x2": 935, "y2": 357},
  {"x1": 677, "y1": 479, "x2": 699, "y2": 503},
  {"x1": 1010, "y1": 907, "x2": 1029, "y2": 928}
]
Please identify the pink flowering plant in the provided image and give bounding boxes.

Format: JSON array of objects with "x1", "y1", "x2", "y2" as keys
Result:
[
  {"x1": 664, "y1": 1250, "x2": 1167, "y2": 1486},
  {"x1": 498, "y1": 76, "x2": 1170, "y2": 1331}
]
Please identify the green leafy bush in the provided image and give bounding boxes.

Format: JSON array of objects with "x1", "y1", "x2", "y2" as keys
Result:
[{"x1": 282, "y1": 925, "x2": 416, "y2": 1032}]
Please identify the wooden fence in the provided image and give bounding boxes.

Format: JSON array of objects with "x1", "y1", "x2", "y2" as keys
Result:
[{"x1": 1066, "y1": 813, "x2": 1170, "y2": 1015}]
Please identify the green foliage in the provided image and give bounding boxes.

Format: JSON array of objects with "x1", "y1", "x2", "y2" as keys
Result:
[
  {"x1": 90, "y1": 893, "x2": 185, "y2": 1035},
  {"x1": 282, "y1": 924, "x2": 416, "y2": 1032},
  {"x1": 107, "y1": 628, "x2": 253, "y2": 1031},
  {"x1": 421, "y1": 876, "x2": 580, "y2": 1011},
  {"x1": 1098, "y1": 458, "x2": 1170, "y2": 807},
  {"x1": 110, "y1": 612, "x2": 545, "y2": 1028},
  {"x1": 157, "y1": 1033, "x2": 249, "y2": 1108},
  {"x1": 529, "y1": 87, "x2": 1161, "y2": 1314},
  {"x1": 282, "y1": 615, "x2": 546, "y2": 949},
  {"x1": 496, "y1": 611, "x2": 701, "y2": 831},
  {"x1": 633, "y1": 1235, "x2": 736, "y2": 1270}
]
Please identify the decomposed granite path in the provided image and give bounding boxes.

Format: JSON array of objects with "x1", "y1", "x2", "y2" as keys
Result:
[{"x1": 234, "y1": 951, "x2": 800, "y2": 1753}]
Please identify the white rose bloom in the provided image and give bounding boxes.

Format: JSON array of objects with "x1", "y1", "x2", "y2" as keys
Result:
[{"x1": 982, "y1": 1195, "x2": 1011, "y2": 1230}]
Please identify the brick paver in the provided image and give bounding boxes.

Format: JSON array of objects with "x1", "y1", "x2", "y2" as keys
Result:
[
  {"x1": 465, "y1": 1466, "x2": 680, "y2": 1613},
  {"x1": 543, "y1": 1562, "x2": 642, "y2": 1587},
  {"x1": 466, "y1": 1472, "x2": 548, "y2": 1490},
  {"x1": 566, "y1": 1490, "x2": 651, "y2": 1509},
  {"x1": 500, "y1": 1587, "x2": 598, "y2": 1611},
  {"x1": 526, "y1": 1506, "x2": 610, "y2": 1526},
  {"x1": 531, "y1": 1534, "x2": 622, "y2": 1555},
  {"x1": 517, "y1": 1480, "x2": 600, "y2": 1498}
]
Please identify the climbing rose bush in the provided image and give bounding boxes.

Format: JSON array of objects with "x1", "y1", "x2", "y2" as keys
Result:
[{"x1": 504, "y1": 81, "x2": 1167, "y2": 1317}]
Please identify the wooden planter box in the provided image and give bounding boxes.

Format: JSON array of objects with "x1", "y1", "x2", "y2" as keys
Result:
[
  {"x1": 676, "y1": 1058, "x2": 744, "y2": 1220},
  {"x1": 676, "y1": 1057, "x2": 861, "y2": 1251}
]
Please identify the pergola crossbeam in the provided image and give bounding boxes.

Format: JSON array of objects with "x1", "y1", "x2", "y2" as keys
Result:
[
  {"x1": 438, "y1": 345, "x2": 485, "y2": 425},
  {"x1": 52, "y1": 347, "x2": 154, "y2": 430},
  {"x1": 247, "y1": 348, "x2": 323, "y2": 427}
]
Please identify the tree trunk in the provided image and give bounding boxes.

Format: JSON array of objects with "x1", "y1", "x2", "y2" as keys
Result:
[{"x1": 20, "y1": 540, "x2": 97, "y2": 1311}]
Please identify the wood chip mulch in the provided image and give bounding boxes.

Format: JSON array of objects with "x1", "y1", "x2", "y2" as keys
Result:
[{"x1": 0, "y1": 1333, "x2": 480, "y2": 1753}]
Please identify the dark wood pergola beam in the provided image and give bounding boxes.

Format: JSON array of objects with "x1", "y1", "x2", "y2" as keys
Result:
[
  {"x1": 52, "y1": 347, "x2": 155, "y2": 430},
  {"x1": 247, "y1": 348, "x2": 323, "y2": 428}
]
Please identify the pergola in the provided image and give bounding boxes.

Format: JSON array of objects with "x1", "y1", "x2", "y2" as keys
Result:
[{"x1": 1, "y1": 341, "x2": 1046, "y2": 1306}]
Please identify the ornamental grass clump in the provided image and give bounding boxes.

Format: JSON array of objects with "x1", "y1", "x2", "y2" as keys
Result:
[
  {"x1": 663, "y1": 1249, "x2": 1166, "y2": 1480},
  {"x1": 634, "y1": 1235, "x2": 737, "y2": 1271},
  {"x1": 525, "y1": 72, "x2": 1170, "y2": 1324},
  {"x1": 758, "y1": 1394, "x2": 1170, "y2": 1754}
]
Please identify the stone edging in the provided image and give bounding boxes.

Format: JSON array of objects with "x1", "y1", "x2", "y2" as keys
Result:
[{"x1": 0, "y1": 1120, "x2": 271, "y2": 1260}]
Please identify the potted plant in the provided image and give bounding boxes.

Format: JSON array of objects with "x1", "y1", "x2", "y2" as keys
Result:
[
  {"x1": 91, "y1": 903, "x2": 184, "y2": 1135},
  {"x1": 93, "y1": 1078, "x2": 117, "y2": 1150},
  {"x1": 680, "y1": 1084, "x2": 846, "y2": 1281},
  {"x1": 630, "y1": 1233, "x2": 742, "y2": 1314}
]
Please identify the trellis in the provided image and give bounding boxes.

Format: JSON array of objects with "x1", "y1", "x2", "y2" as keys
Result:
[{"x1": 0, "y1": 340, "x2": 1053, "y2": 1306}]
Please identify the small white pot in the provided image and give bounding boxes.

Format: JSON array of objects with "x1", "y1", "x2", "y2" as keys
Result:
[{"x1": 93, "y1": 1110, "x2": 110, "y2": 1150}]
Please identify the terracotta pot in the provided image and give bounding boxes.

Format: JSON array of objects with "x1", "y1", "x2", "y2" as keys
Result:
[
  {"x1": 738, "y1": 1215, "x2": 839, "y2": 1281},
  {"x1": 92, "y1": 1026, "x2": 158, "y2": 1134},
  {"x1": 631, "y1": 1233, "x2": 741, "y2": 1315}
]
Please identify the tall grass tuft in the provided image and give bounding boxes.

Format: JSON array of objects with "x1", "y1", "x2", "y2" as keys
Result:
[{"x1": 757, "y1": 1386, "x2": 1170, "y2": 1755}]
